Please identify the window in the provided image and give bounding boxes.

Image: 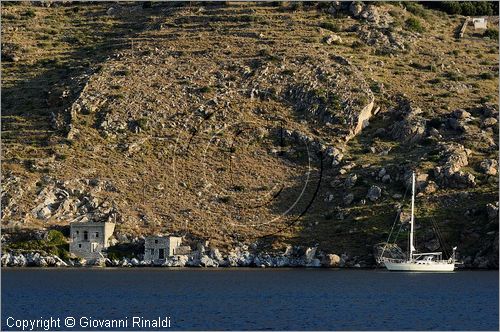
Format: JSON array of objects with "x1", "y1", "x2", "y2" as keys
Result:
[
  {"x1": 78, "y1": 244, "x2": 82, "y2": 248},
  {"x1": 155, "y1": 239, "x2": 158, "y2": 244},
  {"x1": 76, "y1": 231, "x2": 79, "y2": 235},
  {"x1": 83, "y1": 231, "x2": 88, "y2": 241},
  {"x1": 150, "y1": 248, "x2": 154, "y2": 255},
  {"x1": 95, "y1": 232, "x2": 99, "y2": 238}
]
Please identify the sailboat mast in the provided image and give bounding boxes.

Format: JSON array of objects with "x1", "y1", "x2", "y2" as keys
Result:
[{"x1": 409, "y1": 171, "x2": 416, "y2": 261}]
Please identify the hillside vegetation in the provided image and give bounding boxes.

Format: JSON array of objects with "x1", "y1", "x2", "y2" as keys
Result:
[{"x1": 1, "y1": 1, "x2": 498, "y2": 267}]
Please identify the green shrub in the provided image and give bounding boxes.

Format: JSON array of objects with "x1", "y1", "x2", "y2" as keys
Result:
[
  {"x1": 405, "y1": 17, "x2": 425, "y2": 33},
  {"x1": 409, "y1": 62, "x2": 433, "y2": 71},
  {"x1": 404, "y1": 2, "x2": 428, "y2": 18},
  {"x1": 483, "y1": 28, "x2": 499, "y2": 39},
  {"x1": 428, "y1": 118, "x2": 442, "y2": 129},
  {"x1": 422, "y1": 2, "x2": 496, "y2": 16},
  {"x1": 370, "y1": 82, "x2": 382, "y2": 94},
  {"x1": 5, "y1": 229, "x2": 69, "y2": 260},
  {"x1": 319, "y1": 21, "x2": 340, "y2": 32},
  {"x1": 479, "y1": 72, "x2": 495, "y2": 80},
  {"x1": 47, "y1": 230, "x2": 66, "y2": 245},
  {"x1": 232, "y1": 185, "x2": 245, "y2": 192},
  {"x1": 220, "y1": 196, "x2": 233, "y2": 204},
  {"x1": 351, "y1": 40, "x2": 365, "y2": 49},
  {"x1": 22, "y1": 9, "x2": 36, "y2": 18},
  {"x1": 444, "y1": 71, "x2": 464, "y2": 81},
  {"x1": 2, "y1": 13, "x2": 17, "y2": 20},
  {"x1": 480, "y1": 95, "x2": 494, "y2": 103},
  {"x1": 136, "y1": 117, "x2": 148, "y2": 130},
  {"x1": 289, "y1": 1, "x2": 303, "y2": 11},
  {"x1": 199, "y1": 86, "x2": 212, "y2": 93},
  {"x1": 115, "y1": 69, "x2": 131, "y2": 76}
]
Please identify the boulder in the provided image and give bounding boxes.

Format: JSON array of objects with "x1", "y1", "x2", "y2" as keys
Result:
[
  {"x1": 37, "y1": 207, "x2": 53, "y2": 220},
  {"x1": 344, "y1": 173, "x2": 357, "y2": 188},
  {"x1": 306, "y1": 258, "x2": 321, "y2": 267},
  {"x1": 171, "y1": 255, "x2": 189, "y2": 267},
  {"x1": 452, "y1": 109, "x2": 471, "y2": 119},
  {"x1": 360, "y1": 4, "x2": 381, "y2": 24},
  {"x1": 482, "y1": 117, "x2": 498, "y2": 128},
  {"x1": 349, "y1": 1, "x2": 364, "y2": 17},
  {"x1": 209, "y1": 248, "x2": 223, "y2": 262},
  {"x1": 2, "y1": 253, "x2": 12, "y2": 266},
  {"x1": 486, "y1": 202, "x2": 499, "y2": 220},
  {"x1": 275, "y1": 256, "x2": 290, "y2": 267},
  {"x1": 480, "y1": 159, "x2": 498, "y2": 176},
  {"x1": 200, "y1": 255, "x2": 218, "y2": 267},
  {"x1": 304, "y1": 247, "x2": 317, "y2": 262},
  {"x1": 422, "y1": 181, "x2": 438, "y2": 194},
  {"x1": 237, "y1": 251, "x2": 253, "y2": 267},
  {"x1": 428, "y1": 128, "x2": 441, "y2": 138},
  {"x1": 390, "y1": 101, "x2": 426, "y2": 144},
  {"x1": 339, "y1": 253, "x2": 349, "y2": 267},
  {"x1": 325, "y1": 146, "x2": 344, "y2": 166},
  {"x1": 447, "y1": 118, "x2": 463, "y2": 131},
  {"x1": 434, "y1": 143, "x2": 475, "y2": 188},
  {"x1": 323, "y1": 34, "x2": 342, "y2": 45},
  {"x1": 366, "y1": 185, "x2": 382, "y2": 202},
  {"x1": 391, "y1": 116, "x2": 426, "y2": 144},
  {"x1": 226, "y1": 252, "x2": 239, "y2": 267},
  {"x1": 343, "y1": 193, "x2": 354, "y2": 205},
  {"x1": 321, "y1": 254, "x2": 341, "y2": 267}
]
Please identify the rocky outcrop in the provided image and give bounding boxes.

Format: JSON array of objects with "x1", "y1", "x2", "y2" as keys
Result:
[
  {"x1": 366, "y1": 185, "x2": 382, "y2": 202},
  {"x1": 486, "y1": 202, "x2": 499, "y2": 221},
  {"x1": 390, "y1": 100, "x2": 426, "y2": 144},
  {"x1": 434, "y1": 143, "x2": 476, "y2": 189},
  {"x1": 321, "y1": 253, "x2": 341, "y2": 267},
  {"x1": 1, "y1": 251, "x2": 68, "y2": 267},
  {"x1": 28, "y1": 178, "x2": 119, "y2": 224},
  {"x1": 480, "y1": 159, "x2": 498, "y2": 176},
  {"x1": 1, "y1": 244, "x2": 357, "y2": 268},
  {"x1": 344, "y1": 173, "x2": 358, "y2": 188}
]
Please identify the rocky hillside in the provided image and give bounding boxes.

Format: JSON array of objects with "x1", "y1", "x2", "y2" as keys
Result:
[{"x1": 2, "y1": 1, "x2": 498, "y2": 268}]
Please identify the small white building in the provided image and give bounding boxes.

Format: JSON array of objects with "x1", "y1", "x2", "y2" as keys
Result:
[
  {"x1": 144, "y1": 236, "x2": 187, "y2": 261},
  {"x1": 472, "y1": 17, "x2": 487, "y2": 30},
  {"x1": 69, "y1": 221, "x2": 115, "y2": 259}
]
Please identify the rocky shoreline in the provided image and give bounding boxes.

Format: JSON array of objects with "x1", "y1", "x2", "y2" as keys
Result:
[{"x1": 2, "y1": 243, "x2": 497, "y2": 269}]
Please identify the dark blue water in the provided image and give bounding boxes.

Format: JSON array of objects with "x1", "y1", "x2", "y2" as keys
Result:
[{"x1": 2, "y1": 269, "x2": 498, "y2": 330}]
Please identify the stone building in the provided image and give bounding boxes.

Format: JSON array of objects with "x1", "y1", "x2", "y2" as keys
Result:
[
  {"x1": 472, "y1": 17, "x2": 487, "y2": 30},
  {"x1": 144, "y1": 236, "x2": 188, "y2": 261},
  {"x1": 69, "y1": 221, "x2": 115, "y2": 259}
]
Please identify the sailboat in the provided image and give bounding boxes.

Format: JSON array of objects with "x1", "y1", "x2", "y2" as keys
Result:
[{"x1": 378, "y1": 172, "x2": 457, "y2": 272}]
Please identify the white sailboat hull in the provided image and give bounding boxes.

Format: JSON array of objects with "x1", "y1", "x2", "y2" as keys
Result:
[{"x1": 384, "y1": 260, "x2": 455, "y2": 272}]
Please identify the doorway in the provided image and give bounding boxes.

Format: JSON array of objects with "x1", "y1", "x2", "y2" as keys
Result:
[{"x1": 159, "y1": 248, "x2": 165, "y2": 259}]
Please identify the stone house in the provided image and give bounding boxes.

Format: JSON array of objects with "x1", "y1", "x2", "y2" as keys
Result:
[
  {"x1": 472, "y1": 17, "x2": 487, "y2": 30},
  {"x1": 143, "y1": 236, "x2": 188, "y2": 261},
  {"x1": 69, "y1": 221, "x2": 115, "y2": 259}
]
